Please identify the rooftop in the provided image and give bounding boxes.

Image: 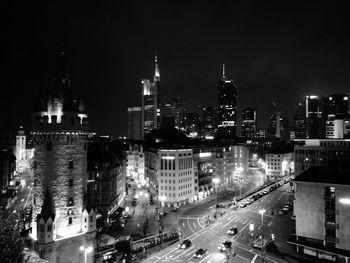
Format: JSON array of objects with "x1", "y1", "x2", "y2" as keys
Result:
[{"x1": 293, "y1": 166, "x2": 350, "y2": 186}]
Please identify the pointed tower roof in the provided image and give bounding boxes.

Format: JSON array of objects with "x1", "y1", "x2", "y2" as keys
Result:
[
  {"x1": 222, "y1": 64, "x2": 225, "y2": 79},
  {"x1": 154, "y1": 51, "x2": 160, "y2": 81},
  {"x1": 38, "y1": 188, "x2": 55, "y2": 222}
]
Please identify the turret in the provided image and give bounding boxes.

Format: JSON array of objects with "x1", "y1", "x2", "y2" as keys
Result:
[
  {"x1": 36, "y1": 190, "x2": 56, "y2": 244},
  {"x1": 82, "y1": 207, "x2": 96, "y2": 233}
]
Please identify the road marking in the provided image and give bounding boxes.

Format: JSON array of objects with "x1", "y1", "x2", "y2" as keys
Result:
[
  {"x1": 183, "y1": 222, "x2": 185, "y2": 228},
  {"x1": 238, "y1": 254, "x2": 251, "y2": 262},
  {"x1": 188, "y1": 219, "x2": 196, "y2": 233},
  {"x1": 197, "y1": 217, "x2": 204, "y2": 229},
  {"x1": 198, "y1": 253, "x2": 211, "y2": 263},
  {"x1": 251, "y1": 254, "x2": 258, "y2": 262}
]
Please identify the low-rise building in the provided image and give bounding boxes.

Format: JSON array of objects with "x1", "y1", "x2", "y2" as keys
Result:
[
  {"x1": 289, "y1": 166, "x2": 350, "y2": 262},
  {"x1": 294, "y1": 139, "x2": 350, "y2": 177},
  {"x1": 265, "y1": 149, "x2": 294, "y2": 181}
]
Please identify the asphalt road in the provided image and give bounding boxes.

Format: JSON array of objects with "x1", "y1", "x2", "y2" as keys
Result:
[{"x1": 141, "y1": 176, "x2": 294, "y2": 263}]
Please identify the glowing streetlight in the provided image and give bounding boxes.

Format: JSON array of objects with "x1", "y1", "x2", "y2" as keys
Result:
[
  {"x1": 259, "y1": 209, "x2": 266, "y2": 246},
  {"x1": 80, "y1": 246, "x2": 93, "y2": 263},
  {"x1": 212, "y1": 178, "x2": 220, "y2": 207}
]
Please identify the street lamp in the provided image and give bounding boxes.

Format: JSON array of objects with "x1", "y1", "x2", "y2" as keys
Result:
[
  {"x1": 80, "y1": 246, "x2": 93, "y2": 263},
  {"x1": 259, "y1": 209, "x2": 266, "y2": 246},
  {"x1": 212, "y1": 178, "x2": 220, "y2": 205}
]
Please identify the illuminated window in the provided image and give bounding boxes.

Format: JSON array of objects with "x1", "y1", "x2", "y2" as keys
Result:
[{"x1": 68, "y1": 197, "x2": 74, "y2": 207}]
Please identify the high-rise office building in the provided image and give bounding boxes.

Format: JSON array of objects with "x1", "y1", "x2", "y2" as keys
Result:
[
  {"x1": 216, "y1": 64, "x2": 238, "y2": 137},
  {"x1": 293, "y1": 102, "x2": 306, "y2": 139},
  {"x1": 242, "y1": 108, "x2": 257, "y2": 139},
  {"x1": 269, "y1": 112, "x2": 289, "y2": 139},
  {"x1": 324, "y1": 94, "x2": 349, "y2": 138},
  {"x1": 141, "y1": 53, "x2": 161, "y2": 138},
  {"x1": 180, "y1": 112, "x2": 201, "y2": 137},
  {"x1": 127, "y1": 107, "x2": 142, "y2": 140},
  {"x1": 162, "y1": 97, "x2": 184, "y2": 129},
  {"x1": 201, "y1": 106, "x2": 216, "y2": 137},
  {"x1": 306, "y1": 95, "x2": 323, "y2": 139}
]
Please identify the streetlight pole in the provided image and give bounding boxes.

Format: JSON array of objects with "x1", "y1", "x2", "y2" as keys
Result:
[
  {"x1": 259, "y1": 209, "x2": 265, "y2": 246},
  {"x1": 80, "y1": 246, "x2": 93, "y2": 263}
]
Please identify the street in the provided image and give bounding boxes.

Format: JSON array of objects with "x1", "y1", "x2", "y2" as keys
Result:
[{"x1": 141, "y1": 179, "x2": 294, "y2": 263}]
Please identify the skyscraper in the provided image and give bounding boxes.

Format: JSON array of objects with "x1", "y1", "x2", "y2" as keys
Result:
[
  {"x1": 242, "y1": 108, "x2": 257, "y2": 139},
  {"x1": 127, "y1": 106, "x2": 142, "y2": 140},
  {"x1": 324, "y1": 94, "x2": 349, "y2": 138},
  {"x1": 216, "y1": 64, "x2": 238, "y2": 137},
  {"x1": 201, "y1": 106, "x2": 216, "y2": 137},
  {"x1": 293, "y1": 102, "x2": 306, "y2": 139},
  {"x1": 141, "y1": 53, "x2": 161, "y2": 138},
  {"x1": 162, "y1": 97, "x2": 184, "y2": 129},
  {"x1": 305, "y1": 95, "x2": 323, "y2": 139},
  {"x1": 30, "y1": 48, "x2": 95, "y2": 262}
]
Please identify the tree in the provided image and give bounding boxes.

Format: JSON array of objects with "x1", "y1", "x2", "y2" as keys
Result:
[{"x1": 0, "y1": 213, "x2": 24, "y2": 263}]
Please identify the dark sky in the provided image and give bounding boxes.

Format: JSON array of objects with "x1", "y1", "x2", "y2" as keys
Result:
[{"x1": 4, "y1": 1, "x2": 350, "y2": 136}]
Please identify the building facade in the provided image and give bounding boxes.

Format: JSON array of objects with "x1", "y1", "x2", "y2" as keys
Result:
[
  {"x1": 180, "y1": 112, "x2": 201, "y2": 138},
  {"x1": 242, "y1": 108, "x2": 257, "y2": 139},
  {"x1": 265, "y1": 150, "x2": 294, "y2": 181},
  {"x1": 141, "y1": 54, "x2": 161, "y2": 138},
  {"x1": 127, "y1": 107, "x2": 142, "y2": 140},
  {"x1": 201, "y1": 106, "x2": 216, "y2": 137},
  {"x1": 294, "y1": 139, "x2": 350, "y2": 177},
  {"x1": 162, "y1": 97, "x2": 184, "y2": 129},
  {"x1": 216, "y1": 64, "x2": 238, "y2": 137},
  {"x1": 324, "y1": 94, "x2": 349, "y2": 139},
  {"x1": 306, "y1": 95, "x2": 323, "y2": 139},
  {"x1": 290, "y1": 166, "x2": 350, "y2": 262},
  {"x1": 30, "y1": 51, "x2": 95, "y2": 263},
  {"x1": 126, "y1": 145, "x2": 145, "y2": 186}
]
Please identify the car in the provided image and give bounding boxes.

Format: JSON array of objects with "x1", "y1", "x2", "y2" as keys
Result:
[
  {"x1": 193, "y1": 248, "x2": 207, "y2": 259},
  {"x1": 278, "y1": 210, "x2": 286, "y2": 215},
  {"x1": 227, "y1": 227, "x2": 238, "y2": 235},
  {"x1": 218, "y1": 241, "x2": 232, "y2": 252},
  {"x1": 179, "y1": 239, "x2": 192, "y2": 249},
  {"x1": 239, "y1": 203, "x2": 247, "y2": 208},
  {"x1": 246, "y1": 198, "x2": 253, "y2": 204},
  {"x1": 263, "y1": 190, "x2": 268, "y2": 195}
]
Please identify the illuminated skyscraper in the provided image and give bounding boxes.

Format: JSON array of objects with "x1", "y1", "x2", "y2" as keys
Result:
[
  {"x1": 242, "y1": 108, "x2": 257, "y2": 138},
  {"x1": 201, "y1": 106, "x2": 216, "y2": 137},
  {"x1": 293, "y1": 102, "x2": 306, "y2": 139},
  {"x1": 127, "y1": 106, "x2": 142, "y2": 140},
  {"x1": 162, "y1": 97, "x2": 184, "y2": 129},
  {"x1": 216, "y1": 64, "x2": 238, "y2": 137},
  {"x1": 141, "y1": 53, "x2": 161, "y2": 138}
]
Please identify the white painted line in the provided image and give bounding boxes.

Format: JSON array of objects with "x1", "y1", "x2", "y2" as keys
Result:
[
  {"x1": 198, "y1": 253, "x2": 211, "y2": 263},
  {"x1": 251, "y1": 254, "x2": 258, "y2": 262},
  {"x1": 183, "y1": 222, "x2": 185, "y2": 228},
  {"x1": 193, "y1": 222, "x2": 197, "y2": 228},
  {"x1": 238, "y1": 254, "x2": 251, "y2": 262}
]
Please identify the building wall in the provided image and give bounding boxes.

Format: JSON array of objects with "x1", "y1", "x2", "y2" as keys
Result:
[
  {"x1": 336, "y1": 185, "x2": 350, "y2": 250},
  {"x1": 294, "y1": 139, "x2": 350, "y2": 176},
  {"x1": 266, "y1": 152, "x2": 293, "y2": 180},
  {"x1": 158, "y1": 149, "x2": 194, "y2": 207},
  {"x1": 32, "y1": 134, "x2": 87, "y2": 239},
  {"x1": 294, "y1": 182, "x2": 324, "y2": 240}
]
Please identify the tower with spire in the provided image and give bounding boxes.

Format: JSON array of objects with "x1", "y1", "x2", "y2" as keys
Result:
[
  {"x1": 30, "y1": 45, "x2": 95, "y2": 263},
  {"x1": 216, "y1": 64, "x2": 238, "y2": 137},
  {"x1": 141, "y1": 51, "x2": 161, "y2": 138}
]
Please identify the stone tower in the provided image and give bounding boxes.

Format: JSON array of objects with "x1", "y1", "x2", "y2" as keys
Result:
[{"x1": 30, "y1": 47, "x2": 96, "y2": 263}]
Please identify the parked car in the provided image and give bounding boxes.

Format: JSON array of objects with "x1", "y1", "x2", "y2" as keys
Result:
[
  {"x1": 239, "y1": 203, "x2": 247, "y2": 208},
  {"x1": 193, "y1": 248, "x2": 207, "y2": 259},
  {"x1": 179, "y1": 239, "x2": 192, "y2": 249}
]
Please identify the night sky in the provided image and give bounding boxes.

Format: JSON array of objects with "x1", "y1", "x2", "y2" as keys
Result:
[{"x1": 4, "y1": 1, "x2": 350, "y2": 137}]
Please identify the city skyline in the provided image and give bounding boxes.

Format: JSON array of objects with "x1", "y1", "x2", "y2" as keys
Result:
[{"x1": 4, "y1": 1, "x2": 350, "y2": 137}]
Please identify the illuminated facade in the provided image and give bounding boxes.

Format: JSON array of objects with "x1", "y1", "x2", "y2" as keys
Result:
[
  {"x1": 324, "y1": 94, "x2": 349, "y2": 139},
  {"x1": 201, "y1": 106, "x2": 216, "y2": 137},
  {"x1": 126, "y1": 144, "x2": 145, "y2": 186},
  {"x1": 162, "y1": 97, "x2": 184, "y2": 129},
  {"x1": 293, "y1": 102, "x2": 306, "y2": 139},
  {"x1": 179, "y1": 112, "x2": 201, "y2": 137},
  {"x1": 265, "y1": 150, "x2": 294, "y2": 181},
  {"x1": 216, "y1": 64, "x2": 237, "y2": 137},
  {"x1": 290, "y1": 166, "x2": 350, "y2": 262},
  {"x1": 242, "y1": 108, "x2": 257, "y2": 139},
  {"x1": 15, "y1": 126, "x2": 34, "y2": 174},
  {"x1": 30, "y1": 49, "x2": 95, "y2": 263},
  {"x1": 141, "y1": 53, "x2": 161, "y2": 138}
]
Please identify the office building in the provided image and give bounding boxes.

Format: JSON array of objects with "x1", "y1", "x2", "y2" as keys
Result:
[
  {"x1": 265, "y1": 149, "x2": 294, "y2": 181},
  {"x1": 324, "y1": 94, "x2": 349, "y2": 139},
  {"x1": 293, "y1": 102, "x2": 306, "y2": 139},
  {"x1": 256, "y1": 128, "x2": 267, "y2": 139},
  {"x1": 289, "y1": 166, "x2": 350, "y2": 262},
  {"x1": 162, "y1": 97, "x2": 184, "y2": 129},
  {"x1": 294, "y1": 139, "x2": 350, "y2": 177},
  {"x1": 216, "y1": 64, "x2": 238, "y2": 137},
  {"x1": 180, "y1": 112, "x2": 201, "y2": 137},
  {"x1": 127, "y1": 107, "x2": 142, "y2": 140},
  {"x1": 269, "y1": 112, "x2": 289, "y2": 139},
  {"x1": 141, "y1": 54, "x2": 161, "y2": 137},
  {"x1": 242, "y1": 108, "x2": 257, "y2": 139},
  {"x1": 306, "y1": 95, "x2": 323, "y2": 139},
  {"x1": 201, "y1": 106, "x2": 216, "y2": 137}
]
